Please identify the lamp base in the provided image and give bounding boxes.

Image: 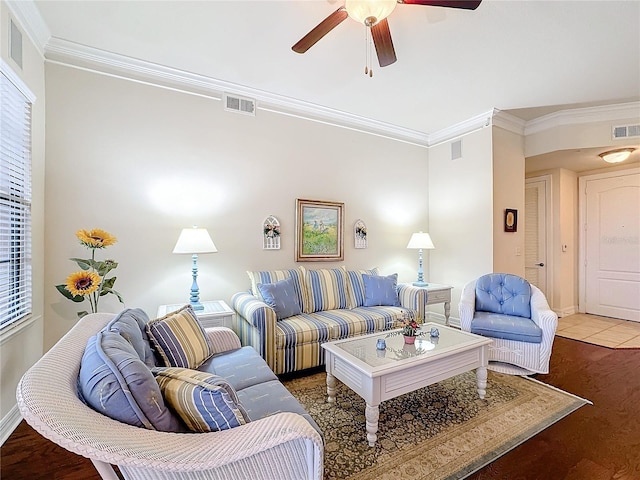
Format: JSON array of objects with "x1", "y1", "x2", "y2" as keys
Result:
[
  {"x1": 190, "y1": 302, "x2": 204, "y2": 311},
  {"x1": 413, "y1": 281, "x2": 429, "y2": 287}
]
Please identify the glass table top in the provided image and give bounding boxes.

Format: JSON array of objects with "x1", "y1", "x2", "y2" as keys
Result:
[{"x1": 325, "y1": 323, "x2": 489, "y2": 369}]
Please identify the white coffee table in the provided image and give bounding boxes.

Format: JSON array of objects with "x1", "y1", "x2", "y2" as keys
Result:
[{"x1": 321, "y1": 323, "x2": 492, "y2": 446}]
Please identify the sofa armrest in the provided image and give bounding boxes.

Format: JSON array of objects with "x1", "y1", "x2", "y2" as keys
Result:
[
  {"x1": 231, "y1": 292, "x2": 278, "y2": 370},
  {"x1": 458, "y1": 280, "x2": 477, "y2": 332},
  {"x1": 397, "y1": 283, "x2": 427, "y2": 320},
  {"x1": 205, "y1": 327, "x2": 242, "y2": 354}
]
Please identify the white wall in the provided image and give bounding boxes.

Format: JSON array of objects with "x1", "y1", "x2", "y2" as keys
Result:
[
  {"x1": 428, "y1": 128, "x2": 494, "y2": 323},
  {"x1": 492, "y1": 127, "x2": 526, "y2": 275},
  {"x1": 0, "y1": 1, "x2": 45, "y2": 440},
  {"x1": 44, "y1": 63, "x2": 431, "y2": 349},
  {"x1": 526, "y1": 117, "x2": 639, "y2": 316}
]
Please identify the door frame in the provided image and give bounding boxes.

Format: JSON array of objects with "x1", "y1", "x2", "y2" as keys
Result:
[
  {"x1": 525, "y1": 174, "x2": 553, "y2": 304},
  {"x1": 578, "y1": 167, "x2": 640, "y2": 313}
]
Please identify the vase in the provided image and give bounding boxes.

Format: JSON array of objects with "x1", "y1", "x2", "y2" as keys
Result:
[{"x1": 404, "y1": 335, "x2": 416, "y2": 344}]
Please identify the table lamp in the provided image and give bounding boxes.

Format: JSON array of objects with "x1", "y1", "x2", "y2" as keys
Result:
[
  {"x1": 407, "y1": 231, "x2": 435, "y2": 287},
  {"x1": 173, "y1": 227, "x2": 217, "y2": 310}
]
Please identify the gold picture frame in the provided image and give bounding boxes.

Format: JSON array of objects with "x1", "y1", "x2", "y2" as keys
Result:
[{"x1": 295, "y1": 198, "x2": 344, "y2": 262}]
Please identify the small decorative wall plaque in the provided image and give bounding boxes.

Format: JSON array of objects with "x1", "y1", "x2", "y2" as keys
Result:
[
  {"x1": 354, "y1": 219, "x2": 367, "y2": 249},
  {"x1": 504, "y1": 209, "x2": 518, "y2": 232},
  {"x1": 263, "y1": 215, "x2": 280, "y2": 250}
]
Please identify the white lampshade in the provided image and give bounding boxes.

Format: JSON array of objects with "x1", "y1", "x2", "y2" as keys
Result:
[
  {"x1": 173, "y1": 227, "x2": 217, "y2": 254},
  {"x1": 407, "y1": 232, "x2": 435, "y2": 250},
  {"x1": 345, "y1": 0, "x2": 397, "y2": 25}
]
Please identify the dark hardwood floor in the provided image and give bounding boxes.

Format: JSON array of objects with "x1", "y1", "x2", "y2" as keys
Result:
[{"x1": 2, "y1": 337, "x2": 639, "y2": 480}]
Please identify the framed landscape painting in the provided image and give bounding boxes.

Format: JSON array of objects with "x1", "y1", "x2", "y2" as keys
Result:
[{"x1": 295, "y1": 199, "x2": 344, "y2": 262}]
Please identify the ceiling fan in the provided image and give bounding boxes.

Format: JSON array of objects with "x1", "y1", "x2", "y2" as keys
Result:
[{"x1": 292, "y1": 0, "x2": 482, "y2": 72}]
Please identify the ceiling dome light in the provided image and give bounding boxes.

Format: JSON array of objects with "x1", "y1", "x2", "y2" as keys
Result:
[
  {"x1": 598, "y1": 147, "x2": 636, "y2": 164},
  {"x1": 345, "y1": 0, "x2": 397, "y2": 26}
]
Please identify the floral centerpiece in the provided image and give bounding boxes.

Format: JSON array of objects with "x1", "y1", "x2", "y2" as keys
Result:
[
  {"x1": 56, "y1": 228, "x2": 124, "y2": 318},
  {"x1": 386, "y1": 310, "x2": 424, "y2": 344}
]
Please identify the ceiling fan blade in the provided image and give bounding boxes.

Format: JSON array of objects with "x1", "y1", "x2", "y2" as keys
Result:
[
  {"x1": 371, "y1": 18, "x2": 397, "y2": 67},
  {"x1": 292, "y1": 7, "x2": 349, "y2": 53},
  {"x1": 398, "y1": 0, "x2": 482, "y2": 10}
]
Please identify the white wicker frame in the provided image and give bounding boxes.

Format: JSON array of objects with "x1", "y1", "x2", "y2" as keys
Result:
[
  {"x1": 16, "y1": 313, "x2": 323, "y2": 480},
  {"x1": 459, "y1": 279, "x2": 558, "y2": 375}
]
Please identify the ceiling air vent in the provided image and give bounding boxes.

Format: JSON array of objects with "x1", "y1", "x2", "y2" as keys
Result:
[
  {"x1": 612, "y1": 124, "x2": 640, "y2": 140},
  {"x1": 224, "y1": 93, "x2": 256, "y2": 116}
]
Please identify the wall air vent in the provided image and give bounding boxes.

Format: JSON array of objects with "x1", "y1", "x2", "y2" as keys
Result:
[
  {"x1": 612, "y1": 124, "x2": 640, "y2": 140},
  {"x1": 224, "y1": 93, "x2": 256, "y2": 116},
  {"x1": 451, "y1": 139, "x2": 462, "y2": 160}
]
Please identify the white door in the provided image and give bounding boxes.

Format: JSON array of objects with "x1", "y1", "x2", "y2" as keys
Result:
[
  {"x1": 583, "y1": 172, "x2": 640, "y2": 321},
  {"x1": 525, "y1": 177, "x2": 549, "y2": 296}
]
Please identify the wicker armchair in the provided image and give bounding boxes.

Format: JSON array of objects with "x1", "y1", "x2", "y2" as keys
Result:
[
  {"x1": 459, "y1": 274, "x2": 558, "y2": 375},
  {"x1": 16, "y1": 313, "x2": 323, "y2": 480}
]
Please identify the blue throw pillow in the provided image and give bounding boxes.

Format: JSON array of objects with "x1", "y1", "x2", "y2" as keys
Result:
[
  {"x1": 78, "y1": 331, "x2": 184, "y2": 432},
  {"x1": 257, "y1": 276, "x2": 302, "y2": 320},
  {"x1": 363, "y1": 273, "x2": 400, "y2": 307}
]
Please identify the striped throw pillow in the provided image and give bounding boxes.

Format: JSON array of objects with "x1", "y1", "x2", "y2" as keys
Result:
[
  {"x1": 154, "y1": 367, "x2": 249, "y2": 432},
  {"x1": 304, "y1": 268, "x2": 350, "y2": 313},
  {"x1": 346, "y1": 268, "x2": 380, "y2": 308},
  {"x1": 247, "y1": 267, "x2": 307, "y2": 311},
  {"x1": 146, "y1": 305, "x2": 214, "y2": 369}
]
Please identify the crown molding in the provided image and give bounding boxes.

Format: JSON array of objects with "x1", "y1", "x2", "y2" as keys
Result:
[
  {"x1": 524, "y1": 101, "x2": 640, "y2": 136},
  {"x1": 492, "y1": 110, "x2": 526, "y2": 135},
  {"x1": 44, "y1": 37, "x2": 430, "y2": 148},
  {"x1": 427, "y1": 109, "x2": 496, "y2": 147},
  {"x1": 5, "y1": 0, "x2": 50, "y2": 58}
]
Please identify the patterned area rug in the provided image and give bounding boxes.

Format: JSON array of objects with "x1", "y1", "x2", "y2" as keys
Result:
[{"x1": 283, "y1": 370, "x2": 589, "y2": 480}]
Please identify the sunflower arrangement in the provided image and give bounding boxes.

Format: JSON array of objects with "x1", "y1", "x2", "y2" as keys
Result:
[{"x1": 56, "y1": 229, "x2": 124, "y2": 318}]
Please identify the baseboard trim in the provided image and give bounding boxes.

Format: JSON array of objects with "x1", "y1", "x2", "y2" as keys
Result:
[
  {"x1": 556, "y1": 306, "x2": 578, "y2": 318},
  {"x1": 1, "y1": 405, "x2": 23, "y2": 446}
]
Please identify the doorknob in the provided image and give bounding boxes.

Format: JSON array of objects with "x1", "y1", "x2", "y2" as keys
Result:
[{"x1": 536, "y1": 263, "x2": 544, "y2": 267}]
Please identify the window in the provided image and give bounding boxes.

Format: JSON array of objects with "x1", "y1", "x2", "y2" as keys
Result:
[{"x1": 0, "y1": 62, "x2": 33, "y2": 329}]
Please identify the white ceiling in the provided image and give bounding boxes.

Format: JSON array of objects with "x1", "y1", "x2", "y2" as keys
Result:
[{"x1": 30, "y1": 0, "x2": 640, "y2": 171}]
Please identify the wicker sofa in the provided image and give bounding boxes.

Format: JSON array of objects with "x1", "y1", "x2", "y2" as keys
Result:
[
  {"x1": 17, "y1": 310, "x2": 323, "y2": 480},
  {"x1": 232, "y1": 267, "x2": 426, "y2": 375}
]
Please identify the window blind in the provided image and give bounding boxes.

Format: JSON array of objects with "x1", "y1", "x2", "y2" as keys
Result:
[{"x1": 0, "y1": 67, "x2": 33, "y2": 329}]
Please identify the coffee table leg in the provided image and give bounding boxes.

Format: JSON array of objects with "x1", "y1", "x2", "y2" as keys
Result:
[
  {"x1": 326, "y1": 373, "x2": 336, "y2": 403},
  {"x1": 365, "y1": 404, "x2": 379, "y2": 447},
  {"x1": 476, "y1": 366, "x2": 487, "y2": 399}
]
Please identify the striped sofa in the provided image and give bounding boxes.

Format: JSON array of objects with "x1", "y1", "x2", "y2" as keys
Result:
[{"x1": 232, "y1": 267, "x2": 426, "y2": 375}]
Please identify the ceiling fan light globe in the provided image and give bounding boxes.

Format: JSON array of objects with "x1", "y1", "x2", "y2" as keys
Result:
[{"x1": 345, "y1": 0, "x2": 397, "y2": 25}]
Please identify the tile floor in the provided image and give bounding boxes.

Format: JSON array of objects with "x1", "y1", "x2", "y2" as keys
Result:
[{"x1": 556, "y1": 313, "x2": 640, "y2": 348}]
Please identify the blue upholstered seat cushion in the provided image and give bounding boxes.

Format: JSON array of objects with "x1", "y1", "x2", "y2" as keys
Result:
[
  {"x1": 78, "y1": 331, "x2": 184, "y2": 431},
  {"x1": 153, "y1": 367, "x2": 250, "y2": 433},
  {"x1": 257, "y1": 276, "x2": 302, "y2": 320},
  {"x1": 146, "y1": 305, "x2": 214, "y2": 369},
  {"x1": 363, "y1": 273, "x2": 400, "y2": 307},
  {"x1": 475, "y1": 273, "x2": 532, "y2": 319},
  {"x1": 471, "y1": 311, "x2": 543, "y2": 343},
  {"x1": 199, "y1": 346, "x2": 278, "y2": 391},
  {"x1": 236, "y1": 379, "x2": 322, "y2": 437}
]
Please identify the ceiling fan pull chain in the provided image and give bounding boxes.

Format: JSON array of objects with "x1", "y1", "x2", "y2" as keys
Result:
[
  {"x1": 364, "y1": 26, "x2": 373, "y2": 77},
  {"x1": 369, "y1": 28, "x2": 373, "y2": 77},
  {"x1": 364, "y1": 26, "x2": 369, "y2": 76}
]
